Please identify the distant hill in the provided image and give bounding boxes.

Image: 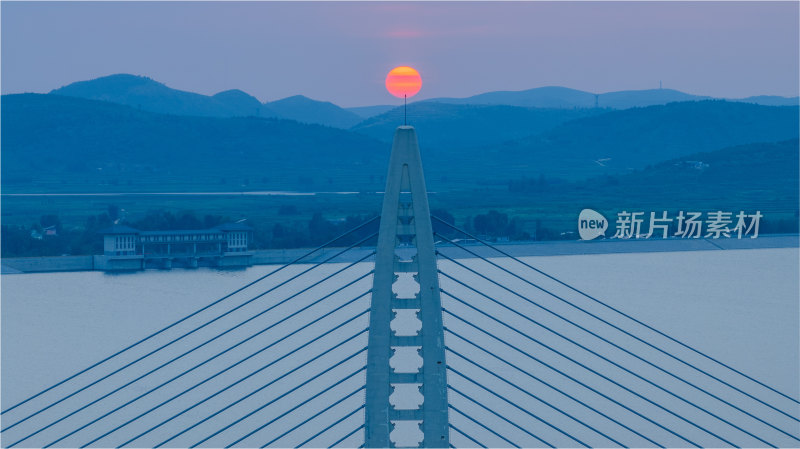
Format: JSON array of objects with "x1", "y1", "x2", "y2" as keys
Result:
[
  {"x1": 487, "y1": 100, "x2": 799, "y2": 180},
  {"x1": 347, "y1": 105, "x2": 396, "y2": 119},
  {"x1": 426, "y1": 86, "x2": 598, "y2": 108},
  {"x1": 503, "y1": 139, "x2": 799, "y2": 236},
  {"x1": 612, "y1": 138, "x2": 799, "y2": 194},
  {"x1": 50, "y1": 74, "x2": 266, "y2": 117},
  {"x1": 49, "y1": 74, "x2": 361, "y2": 129},
  {"x1": 350, "y1": 102, "x2": 603, "y2": 149},
  {"x1": 735, "y1": 95, "x2": 800, "y2": 107},
  {"x1": 212, "y1": 89, "x2": 266, "y2": 116},
  {"x1": 3, "y1": 94, "x2": 797, "y2": 194},
  {"x1": 598, "y1": 89, "x2": 707, "y2": 108},
  {"x1": 426, "y1": 86, "x2": 798, "y2": 109},
  {"x1": 267, "y1": 95, "x2": 362, "y2": 128},
  {"x1": 48, "y1": 73, "x2": 799, "y2": 129},
  {"x1": 1, "y1": 94, "x2": 387, "y2": 192},
  {"x1": 571, "y1": 139, "x2": 800, "y2": 208}
]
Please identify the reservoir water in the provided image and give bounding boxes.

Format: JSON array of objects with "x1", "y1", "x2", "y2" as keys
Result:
[{"x1": 2, "y1": 248, "x2": 798, "y2": 447}]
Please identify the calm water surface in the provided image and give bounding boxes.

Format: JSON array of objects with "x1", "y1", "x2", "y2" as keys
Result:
[{"x1": 2, "y1": 248, "x2": 798, "y2": 447}]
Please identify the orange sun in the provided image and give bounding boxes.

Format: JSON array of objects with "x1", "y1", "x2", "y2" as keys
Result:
[{"x1": 385, "y1": 66, "x2": 422, "y2": 99}]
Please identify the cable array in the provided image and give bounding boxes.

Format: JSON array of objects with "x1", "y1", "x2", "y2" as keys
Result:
[
  {"x1": 433, "y1": 216, "x2": 799, "y2": 448},
  {"x1": 2, "y1": 220, "x2": 377, "y2": 448},
  {"x1": 4, "y1": 212, "x2": 796, "y2": 448}
]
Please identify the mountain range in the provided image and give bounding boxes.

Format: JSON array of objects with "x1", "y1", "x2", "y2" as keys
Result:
[
  {"x1": 351, "y1": 102, "x2": 604, "y2": 149},
  {"x1": 425, "y1": 86, "x2": 799, "y2": 109},
  {"x1": 50, "y1": 74, "x2": 364, "y2": 128},
  {"x1": 1, "y1": 94, "x2": 386, "y2": 192},
  {"x1": 47, "y1": 74, "x2": 799, "y2": 129},
  {"x1": 496, "y1": 100, "x2": 800, "y2": 177},
  {"x1": 3, "y1": 91, "x2": 797, "y2": 193},
  {"x1": 595, "y1": 138, "x2": 799, "y2": 200}
]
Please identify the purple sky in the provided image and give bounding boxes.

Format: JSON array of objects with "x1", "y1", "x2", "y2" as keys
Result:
[{"x1": 2, "y1": 2, "x2": 798, "y2": 107}]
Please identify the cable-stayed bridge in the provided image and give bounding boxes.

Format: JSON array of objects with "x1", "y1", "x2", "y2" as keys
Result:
[{"x1": 1, "y1": 127, "x2": 798, "y2": 448}]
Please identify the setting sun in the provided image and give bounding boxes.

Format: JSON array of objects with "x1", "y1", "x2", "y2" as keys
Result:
[{"x1": 385, "y1": 66, "x2": 422, "y2": 98}]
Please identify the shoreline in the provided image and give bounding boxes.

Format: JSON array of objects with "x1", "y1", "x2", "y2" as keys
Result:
[{"x1": 2, "y1": 234, "x2": 797, "y2": 274}]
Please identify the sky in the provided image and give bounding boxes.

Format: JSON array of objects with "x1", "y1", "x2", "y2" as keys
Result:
[{"x1": 1, "y1": 1, "x2": 798, "y2": 107}]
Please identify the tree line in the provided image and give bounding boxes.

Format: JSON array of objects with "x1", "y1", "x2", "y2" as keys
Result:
[{"x1": 1, "y1": 207, "x2": 546, "y2": 257}]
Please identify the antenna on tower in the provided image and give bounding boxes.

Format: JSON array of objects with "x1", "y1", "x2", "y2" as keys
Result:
[{"x1": 385, "y1": 66, "x2": 422, "y2": 126}]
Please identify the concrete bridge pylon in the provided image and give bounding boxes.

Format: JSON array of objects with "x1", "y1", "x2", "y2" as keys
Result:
[{"x1": 365, "y1": 126, "x2": 449, "y2": 448}]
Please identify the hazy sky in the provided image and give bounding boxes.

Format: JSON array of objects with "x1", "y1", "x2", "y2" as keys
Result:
[{"x1": 2, "y1": 1, "x2": 798, "y2": 107}]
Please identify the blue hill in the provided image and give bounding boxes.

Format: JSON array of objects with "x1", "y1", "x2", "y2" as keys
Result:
[
  {"x1": 426, "y1": 86, "x2": 797, "y2": 109},
  {"x1": 50, "y1": 74, "x2": 362, "y2": 128}
]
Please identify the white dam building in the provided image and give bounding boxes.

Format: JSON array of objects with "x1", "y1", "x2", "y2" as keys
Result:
[{"x1": 99, "y1": 222, "x2": 253, "y2": 271}]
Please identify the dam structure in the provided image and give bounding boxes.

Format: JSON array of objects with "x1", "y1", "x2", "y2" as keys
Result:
[{"x1": 97, "y1": 222, "x2": 253, "y2": 270}]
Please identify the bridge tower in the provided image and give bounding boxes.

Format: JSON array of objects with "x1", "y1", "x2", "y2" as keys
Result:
[{"x1": 365, "y1": 126, "x2": 449, "y2": 447}]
